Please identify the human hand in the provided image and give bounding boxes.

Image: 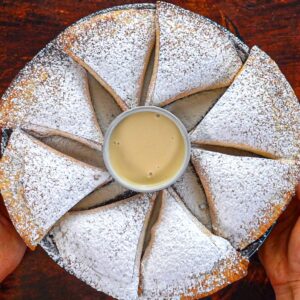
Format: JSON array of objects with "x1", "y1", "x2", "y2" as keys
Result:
[
  {"x1": 0, "y1": 198, "x2": 26, "y2": 282},
  {"x1": 259, "y1": 184, "x2": 300, "y2": 300}
]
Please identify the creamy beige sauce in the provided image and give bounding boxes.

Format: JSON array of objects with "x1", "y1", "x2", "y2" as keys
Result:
[{"x1": 109, "y1": 111, "x2": 186, "y2": 188}]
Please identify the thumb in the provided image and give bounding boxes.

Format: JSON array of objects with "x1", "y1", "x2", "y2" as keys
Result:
[{"x1": 287, "y1": 187, "x2": 300, "y2": 273}]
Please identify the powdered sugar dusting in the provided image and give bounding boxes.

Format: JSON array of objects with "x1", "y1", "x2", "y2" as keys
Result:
[
  {"x1": 190, "y1": 46, "x2": 300, "y2": 159},
  {"x1": 51, "y1": 193, "x2": 155, "y2": 300},
  {"x1": 59, "y1": 8, "x2": 155, "y2": 110},
  {"x1": 191, "y1": 148, "x2": 300, "y2": 249},
  {"x1": 146, "y1": 1, "x2": 242, "y2": 107},
  {"x1": 172, "y1": 163, "x2": 212, "y2": 230},
  {"x1": 140, "y1": 188, "x2": 248, "y2": 299},
  {"x1": 0, "y1": 42, "x2": 103, "y2": 148},
  {"x1": 1, "y1": 2, "x2": 299, "y2": 297},
  {"x1": 0, "y1": 129, "x2": 110, "y2": 248}
]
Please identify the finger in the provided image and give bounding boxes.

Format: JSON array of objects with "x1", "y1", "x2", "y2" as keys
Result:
[
  {"x1": 259, "y1": 195, "x2": 300, "y2": 263},
  {"x1": 0, "y1": 219, "x2": 27, "y2": 282},
  {"x1": 297, "y1": 184, "x2": 300, "y2": 202},
  {"x1": 288, "y1": 215, "x2": 300, "y2": 272}
]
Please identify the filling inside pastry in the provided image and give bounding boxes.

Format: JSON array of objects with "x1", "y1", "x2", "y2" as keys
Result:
[
  {"x1": 108, "y1": 110, "x2": 187, "y2": 188},
  {"x1": 38, "y1": 135, "x2": 105, "y2": 169},
  {"x1": 87, "y1": 73, "x2": 122, "y2": 134},
  {"x1": 165, "y1": 88, "x2": 226, "y2": 132}
]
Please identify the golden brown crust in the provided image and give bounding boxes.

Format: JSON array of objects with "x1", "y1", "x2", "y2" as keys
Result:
[
  {"x1": 59, "y1": 8, "x2": 156, "y2": 110},
  {"x1": 191, "y1": 148, "x2": 299, "y2": 249},
  {"x1": 0, "y1": 42, "x2": 103, "y2": 149},
  {"x1": 179, "y1": 256, "x2": 248, "y2": 300},
  {"x1": 0, "y1": 129, "x2": 110, "y2": 249},
  {"x1": 139, "y1": 188, "x2": 249, "y2": 299}
]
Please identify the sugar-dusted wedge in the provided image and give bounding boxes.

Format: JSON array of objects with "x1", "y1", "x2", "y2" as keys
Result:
[
  {"x1": 52, "y1": 193, "x2": 156, "y2": 300},
  {"x1": 191, "y1": 148, "x2": 300, "y2": 249},
  {"x1": 190, "y1": 46, "x2": 300, "y2": 159},
  {"x1": 140, "y1": 188, "x2": 248, "y2": 299},
  {"x1": 0, "y1": 42, "x2": 103, "y2": 150},
  {"x1": 172, "y1": 163, "x2": 212, "y2": 230},
  {"x1": 59, "y1": 7, "x2": 155, "y2": 110},
  {"x1": 0, "y1": 129, "x2": 110, "y2": 249},
  {"x1": 146, "y1": 1, "x2": 242, "y2": 107}
]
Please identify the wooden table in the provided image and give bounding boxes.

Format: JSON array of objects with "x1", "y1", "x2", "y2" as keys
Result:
[{"x1": 0, "y1": 1, "x2": 299, "y2": 299}]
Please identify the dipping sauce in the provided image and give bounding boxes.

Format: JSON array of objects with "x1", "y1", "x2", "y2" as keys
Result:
[{"x1": 108, "y1": 110, "x2": 186, "y2": 189}]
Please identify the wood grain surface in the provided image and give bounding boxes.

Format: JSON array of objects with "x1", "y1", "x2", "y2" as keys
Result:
[{"x1": 0, "y1": 0, "x2": 299, "y2": 299}]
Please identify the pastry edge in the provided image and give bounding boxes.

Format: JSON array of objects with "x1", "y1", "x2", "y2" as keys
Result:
[{"x1": 139, "y1": 188, "x2": 249, "y2": 299}]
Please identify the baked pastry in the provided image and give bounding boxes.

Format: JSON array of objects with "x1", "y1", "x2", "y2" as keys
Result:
[
  {"x1": 146, "y1": 1, "x2": 243, "y2": 107},
  {"x1": 190, "y1": 46, "x2": 300, "y2": 159},
  {"x1": 191, "y1": 148, "x2": 300, "y2": 249},
  {"x1": 0, "y1": 2, "x2": 299, "y2": 299},
  {"x1": 0, "y1": 42, "x2": 102, "y2": 150},
  {"x1": 140, "y1": 188, "x2": 248, "y2": 299},
  {"x1": 51, "y1": 193, "x2": 156, "y2": 300},
  {"x1": 59, "y1": 7, "x2": 155, "y2": 110},
  {"x1": 0, "y1": 129, "x2": 110, "y2": 249}
]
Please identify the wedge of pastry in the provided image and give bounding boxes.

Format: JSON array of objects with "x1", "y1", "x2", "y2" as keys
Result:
[
  {"x1": 191, "y1": 148, "x2": 300, "y2": 249},
  {"x1": 52, "y1": 193, "x2": 156, "y2": 300},
  {"x1": 146, "y1": 1, "x2": 242, "y2": 107},
  {"x1": 0, "y1": 129, "x2": 110, "y2": 249},
  {"x1": 140, "y1": 188, "x2": 248, "y2": 299},
  {"x1": 0, "y1": 42, "x2": 103, "y2": 150},
  {"x1": 190, "y1": 46, "x2": 300, "y2": 159},
  {"x1": 59, "y1": 7, "x2": 155, "y2": 110}
]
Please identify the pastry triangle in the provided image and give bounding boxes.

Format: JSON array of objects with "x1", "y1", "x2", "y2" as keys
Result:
[
  {"x1": 52, "y1": 193, "x2": 156, "y2": 300},
  {"x1": 190, "y1": 46, "x2": 300, "y2": 159},
  {"x1": 140, "y1": 188, "x2": 248, "y2": 299},
  {"x1": 59, "y1": 8, "x2": 155, "y2": 110},
  {"x1": 0, "y1": 129, "x2": 110, "y2": 249},
  {"x1": 0, "y1": 42, "x2": 103, "y2": 149},
  {"x1": 146, "y1": 1, "x2": 242, "y2": 107},
  {"x1": 191, "y1": 148, "x2": 300, "y2": 249}
]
